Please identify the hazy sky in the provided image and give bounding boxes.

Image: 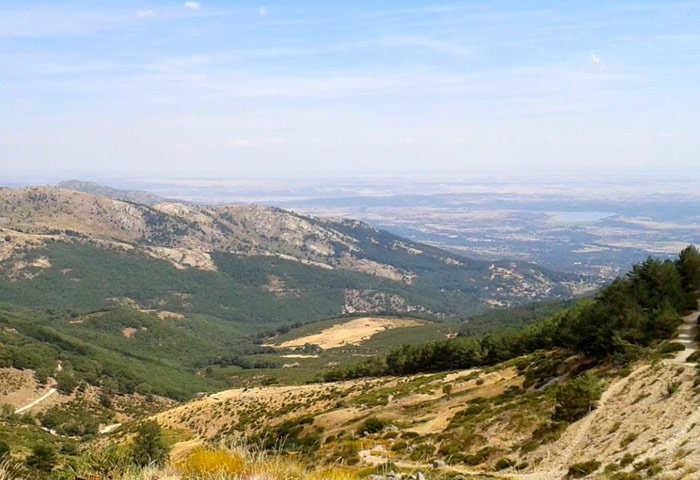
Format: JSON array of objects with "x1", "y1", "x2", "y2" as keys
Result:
[{"x1": 2, "y1": 1, "x2": 699, "y2": 177}]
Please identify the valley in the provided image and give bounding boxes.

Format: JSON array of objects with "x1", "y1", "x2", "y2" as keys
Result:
[
  {"x1": 0, "y1": 184, "x2": 699, "y2": 480},
  {"x1": 4, "y1": 1, "x2": 698, "y2": 478}
]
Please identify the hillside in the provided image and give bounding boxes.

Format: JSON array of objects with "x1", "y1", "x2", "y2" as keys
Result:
[
  {"x1": 0, "y1": 186, "x2": 592, "y2": 319},
  {"x1": 0, "y1": 245, "x2": 698, "y2": 480},
  {"x1": 0, "y1": 185, "x2": 597, "y2": 403},
  {"x1": 146, "y1": 312, "x2": 700, "y2": 479}
]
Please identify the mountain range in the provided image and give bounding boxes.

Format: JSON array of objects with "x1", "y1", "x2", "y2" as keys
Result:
[{"x1": 0, "y1": 184, "x2": 595, "y2": 323}]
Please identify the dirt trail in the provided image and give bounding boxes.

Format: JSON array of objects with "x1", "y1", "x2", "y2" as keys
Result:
[
  {"x1": 422, "y1": 310, "x2": 700, "y2": 480},
  {"x1": 671, "y1": 310, "x2": 698, "y2": 362},
  {"x1": 99, "y1": 423, "x2": 122, "y2": 434},
  {"x1": 533, "y1": 364, "x2": 650, "y2": 479},
  {"x1": 511, "y1": 309, "x2": 700, "y2": 479},
  {"x1": 14, "y1": 387, "x2": 57, "y2": 414}
]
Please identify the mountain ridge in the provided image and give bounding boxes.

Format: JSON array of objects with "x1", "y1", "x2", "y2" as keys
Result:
[
  {"x1": 55, "y1": 180, "x2": 170, "y2": 206},
  {"x1": 0, "y1": 185, "x2": 594, "y2": 314}
]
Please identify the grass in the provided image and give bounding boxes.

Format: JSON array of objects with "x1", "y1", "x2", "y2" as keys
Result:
[{"x1": 74, "y1": 446, "x2": 364, "y2": 480}]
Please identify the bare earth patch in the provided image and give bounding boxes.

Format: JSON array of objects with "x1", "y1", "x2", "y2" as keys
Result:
[
  {"x1": 122, "y1": 327, "x2": 138, "y2": 338},
  {"x1": 274, "y1": 317, "x2": 423, "y2": 350},
  {"x1": 122, "y1": 326, "x2": 147, "y2": 338}
]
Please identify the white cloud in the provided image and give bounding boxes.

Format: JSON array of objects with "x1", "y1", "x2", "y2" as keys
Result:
[
  {"x1": 184, "y1": 2, "x2": 201, "y2": 11},
  {"x1": 590, "y1": 53, "x2": 605, "y2": 67},
  {"x1": 258, "y1": 6, "x2": 269, "y2": 16},
  {"x1": 136, "y1": 10, "x2": 155, "y2": 19}
]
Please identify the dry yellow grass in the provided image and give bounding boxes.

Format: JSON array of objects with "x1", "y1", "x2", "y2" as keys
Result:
[
  {"x1": 156, "y1": 448, "x2": 359, "y2": 480},
  {"x1": 177, "y1": 448, "x2": 245, "y2": 477}
]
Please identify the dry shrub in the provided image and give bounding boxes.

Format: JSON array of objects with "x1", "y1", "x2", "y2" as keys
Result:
[{"x1": 177, "y1": 448, "x2": 245, "y2": 477}]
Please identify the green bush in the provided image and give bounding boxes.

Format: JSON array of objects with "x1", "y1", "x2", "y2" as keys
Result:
[
  {"x1": 609, "y1": 473, "x2": 641, "y2": 480},
  {"x1": 26, "y1": 442, "x2": 58, "y2": 472},
  {"x1": 667, "y1": 381, "x2": 681, "y2": 395},
  {"x1": 553, "y1": 374, "x2": 602, "y2": 422},
  {"x1": 494, "y1": 457, "x2": 514, "y2": 470},
  {"x1": 130, "y1": 421, "x2": 170, "y2": 467},
  {"x1": 408, "y1": 443, "x2": 435, "y2": 461},
  {"x1": 567, "y1": 460, "x2": 601, "y2": 477},
  {"x1": 390, "y1": 441, "x2": 407, "y2": 452},
  {"x1": 55, "y1": 370, "x2": 77, "y2": 394},
  {"x1": 0, "y1": 440, "x2": 9, "y2": 459},
  {"x1": 357, "y1": 417, "x2": 386, "y2": 435},
  {"x1": 656, "y1": 342, "x2": 685, "y2": 354}
]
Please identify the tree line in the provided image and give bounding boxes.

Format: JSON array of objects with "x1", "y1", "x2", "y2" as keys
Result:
[{"x1": 325, "y1": 246, "x2": 700, "y2": 380}]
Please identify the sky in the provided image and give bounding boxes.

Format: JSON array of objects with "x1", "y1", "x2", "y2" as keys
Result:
[{"x1": 1, "y1": 1, "x2": 699, "y2": 178}]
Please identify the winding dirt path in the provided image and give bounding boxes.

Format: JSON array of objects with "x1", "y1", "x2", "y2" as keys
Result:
[
  {"x1": 397, "y1": 310, "x2": 700, "y2": 480},
  {"x1": 14, "y1": 387, "x2": 57, "y2": 414}
]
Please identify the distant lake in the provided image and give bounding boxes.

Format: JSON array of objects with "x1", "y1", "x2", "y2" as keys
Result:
[{"x1": 546, "y1": 211, "x2": 617, "y2": 225}]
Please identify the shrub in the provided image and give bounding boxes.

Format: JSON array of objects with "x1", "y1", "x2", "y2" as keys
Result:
[
  {"x1": 357, "y1": 417, "x2": 386, "y2": 435},
  {"x1": 520, "y1": 440, "x2": 538, "y2": 453},
  {"x1": 667, "y1": 381, "x2": 681, "y2": 395},
  {"x1": 463, "y1": 446, "x2": 496, "y2": 466},
  {"x1": 1, "y1": 405, "x2": 14, "y2": 420},
  {"x1": 0, "y1": 440, "x2": 9, "y2": 459},
  {"x1": 55, "y1": 371, "x2": 77, "y2": 394},
  {"x1": 135, "y1": 383, "x2": 153, "y2": 395},
  {"x1": 408, "y1": 443, "x2": 435, "y2": 461},
  {"x1": 567, "y1": 460, "x2": 601, "y2": 477},
  {"x1": 390, "y1": 442, "x2": 407, "y2": 453},
  {"x1": 130, "y1": 421, "x2": 170, "y2": 467},
  {"x1": 621, "y1": 433, "x2": 638, "y2": 447},
  {"x1": 531, "y1": 421, "x2": 568, "y2": 444},
  {"x1": 442, "y1": 384, "x2": 453, "y2": 398},
  {"x1": 26, "y1": 442, "x2": 58, "y2": 472},
  {"x1": 494, "y1": 457, "x2": 514, "y2": 470},
  {"x1": 553, "y1": 374, "x2": 603, "y2": 422},
  {"x1": 656, "y1": 342, "x2": 685, "y2": 354},
  {"x1": 609, "y1": 473, "x2": 642, "y2": 480}
]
